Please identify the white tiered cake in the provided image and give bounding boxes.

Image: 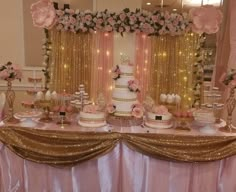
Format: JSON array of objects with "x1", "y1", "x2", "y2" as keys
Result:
[{"x1": 112, "y1": 63, "x2": 139, "y2": 116}]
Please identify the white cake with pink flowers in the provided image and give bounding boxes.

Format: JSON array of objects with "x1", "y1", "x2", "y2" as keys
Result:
[
  {"x1": 78, "y1": 105, "x2": 106, "y2": 128},
  {"x1": 145, "y1": 105, "x2": 173, "y2": 129},
  {"x1": 111, "y1": 62, "x2": 141, "y2": 117}
]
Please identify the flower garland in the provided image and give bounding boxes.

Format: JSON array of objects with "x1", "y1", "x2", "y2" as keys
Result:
[
  {"x1": 193, "y1": 34, "x2": 205, "y2": 107},
  {"x1": 42, "y1": 29, "x2": 51, "y2": 90},
  {"x1": 55, "y1": 8, "x2": 193, "y2": 36},
  {"x1": 219, "y1": 69, "x2": 236, "y2": 89}
]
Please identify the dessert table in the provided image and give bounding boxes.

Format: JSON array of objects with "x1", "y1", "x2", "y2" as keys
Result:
[{"x1": 1, "y1": 118, "x2": 236, "y2": 192}]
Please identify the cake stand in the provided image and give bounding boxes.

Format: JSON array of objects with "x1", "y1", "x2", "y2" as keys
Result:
[
  {"x1": 34, "y1": 100, "x2": 53, "y2": 123},
  {"x1": 14, "y1": 111, "x2": 42, "y2": 127}
]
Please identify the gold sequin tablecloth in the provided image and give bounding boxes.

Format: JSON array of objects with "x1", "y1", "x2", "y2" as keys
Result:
[{"x1": 0, "y1": 120, "x2": 236, "y2": 166}]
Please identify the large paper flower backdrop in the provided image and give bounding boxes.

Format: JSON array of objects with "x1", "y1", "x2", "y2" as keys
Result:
[
  {"x1": 31, "y1": 0, "x2": 57, "y2": 29},
  {"x1": 189, "y1": 5, "x2": 223, "y2": 34}
]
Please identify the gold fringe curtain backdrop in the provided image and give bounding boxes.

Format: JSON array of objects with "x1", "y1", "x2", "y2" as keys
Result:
[
  {"x1": 1, "y1": 126, "x2": 236, "y2": 166},
  {"x1": 149, "y1": 33, "x2": 199, "y2": 108},
  {"x1": 49, "y1": 29, "x2": 93, "y2": 93}
]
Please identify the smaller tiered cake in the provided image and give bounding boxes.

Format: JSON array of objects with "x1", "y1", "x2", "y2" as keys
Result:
[
  {"x1": 145, "y1": 105, "x2": 173, "y2": 129},
  {"x1": 71, "y1": 84, "x2": 92, "y2": 106},
  {"x1": 78, "y1": 105, "x2": 106, "y2": 128}
]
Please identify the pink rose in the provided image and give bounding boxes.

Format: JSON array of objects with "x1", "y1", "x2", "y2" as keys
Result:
[
  {"x1": 152, "y1": 105, "x2": 168, "y2": 115},
  {"x1": 135, "y1": 29, "x2": 141, "y2": 34},
  {"x1": 112, "y1": 73, "x2": 119, "y2": 80},
  {"x1": 233, "y1": 74, "x2": 236, "y2": 80},
  {"x1": 138, "y1": 16, "x2": 145, "y2": 22},
  {"x1": 125, "y1": 26, "x2": 131, "y2": 32},
  {"x1": 97, "y1": 18, "x2": 103, "y2": 24},
  {"x1": 189, "y1": 5, "x2": 223, "y2": 34},
  {"x1": 69, "y1": 16, "x2": 76, "y2": 24},
  {"x1": 148, "y1": 27, "x2": 155, "y2": 34},
  {"x1": 129, "y1": 15, "x2": 136, "y2": 22},
  {"x1": 159, "y1": 20, "x2": 164, "y2": 26},
  {"x1": 108, "y1": 17, "x2": 115, "y2": 25},
  {"x1": 0, "y1": 71, "x2": 9, "y2": 80},
  {"x1": 119, "y1": 27, "x2": 124, "y2": 33},
  {"x1": 107, "y1": 104, "x2": 116, "y2": 114},
  {"x1": 229, "y1": 80, "x2": 236, "y2": 89},
  {"x1": 56, "y1": 10, "x2": 64, "y2": 16},
  {"x1": 132, "y1": 107, "x2": 143, "y2": 118},
  {"x1": 56, "y1": 24, "x2": 63, "y2": 30},
  {"x1": 143, "y1": 23, "x2": 150, "y2": 29},
  {"x1": 83, "y1": 105, "x2": 99, "y2": 113},
  {"x1": 151, "y1": 15, "x2": 158, "y2": 22},
  {"x1": 119, "y1": 13, "x2": 126, "y2": 21},
  {"x1": 105, "y1": 25, "x2": 113, "y2": 32},
  {"x1": 85, "y1": 14, "x2": 92, "y2": 21},
  {"x1": 31, "y1": 0, "x2": 57, "y2": 29},
  {"x1": 164, "y1": 11, "x2": 170, "y2": 20}
]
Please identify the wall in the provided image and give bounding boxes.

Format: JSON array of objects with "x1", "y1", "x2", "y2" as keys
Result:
[
  {"x1": 0, "y1": 0, "x2": 93, "y2": 113},
  {"x1": 94, "y1": 0, "x2": 142, "y2": 70}
]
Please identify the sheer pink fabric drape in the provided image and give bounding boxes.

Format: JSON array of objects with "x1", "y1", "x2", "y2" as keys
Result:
[
  {"x1": 135, "y1": 34, "x2": 151, "y2": 101},
  {"x1": 214, "y1": 0, "x2": 236, "y2": 124},
  {"x1": 91, "y1": 32, "x2": 114, "y2": 102}
]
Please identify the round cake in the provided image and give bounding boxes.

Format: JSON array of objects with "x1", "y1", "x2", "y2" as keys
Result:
[
  {"x1": 145, "y1": 105, "x2": 173, "y2": 129},
  {"x1": 193, "y1": 109, "x2": 216, "y2": 124},
  {"x1": 78, "y1": 105, "x2": 106, "y2": 128}
]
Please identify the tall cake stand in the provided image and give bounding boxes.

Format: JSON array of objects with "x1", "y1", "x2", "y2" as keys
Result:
[{"x1": 20, "y1": 77, "x2": 44, "y2": 126}]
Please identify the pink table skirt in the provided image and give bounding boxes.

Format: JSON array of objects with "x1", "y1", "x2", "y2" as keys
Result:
[{"x1": 1, "y1": 142, "x2": 236, "y2": 192}]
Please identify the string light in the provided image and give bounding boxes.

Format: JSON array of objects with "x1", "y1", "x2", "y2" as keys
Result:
[{"x1": 106, "y1": 50, "x2": 110, "y2": 56}]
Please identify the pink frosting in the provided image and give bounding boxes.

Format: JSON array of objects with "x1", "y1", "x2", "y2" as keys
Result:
[
  {"x1": 31, "y1": 0, "x2": 57, "y2": 29},
  {"x1": 152, "y1": 105, "x2": 168, "y2": 115},
  {"x1": 83, "y1": 105, "x2": 99, "y2": 114}
]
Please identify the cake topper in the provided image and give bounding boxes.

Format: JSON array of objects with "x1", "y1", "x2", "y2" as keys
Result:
[{"x1": 120, "y1": 54, "x2": 130, "y2": 65}]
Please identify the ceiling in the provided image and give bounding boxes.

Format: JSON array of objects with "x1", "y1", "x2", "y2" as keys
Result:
[{"x1": 142, "y1": 0, "x2": 224, "y2": 12}]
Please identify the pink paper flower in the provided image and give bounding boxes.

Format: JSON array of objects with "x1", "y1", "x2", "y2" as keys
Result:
[
  {"x1": 107, "y1": 104, "x2": 116, "y2": 114},
  {"x1": 83, "y1": 105, "x2": 99, "y2": 114},
  {"x1": 152, "y1": 105, "x2": 168, "y2": 115},
  {"x1": 132, "y1": 107, "x2": 144, "y2": 118},
  {"x1": 189, "y1": 5, "x2": 223, "y2": 34},
  {"x1": 31, "y1": 0, "x2": 57, "y2": 29}
]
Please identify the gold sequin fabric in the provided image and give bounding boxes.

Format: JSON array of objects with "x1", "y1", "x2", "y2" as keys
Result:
[{"x1": 0, "y1": 126, "x2": 236, "y2": 166}]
